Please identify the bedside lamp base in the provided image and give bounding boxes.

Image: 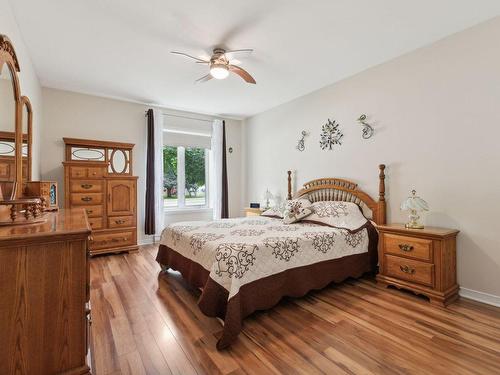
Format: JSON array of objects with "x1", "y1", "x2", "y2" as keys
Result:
[{"x1": 406, "y1": 209, "x2": 424, "y2": 229}]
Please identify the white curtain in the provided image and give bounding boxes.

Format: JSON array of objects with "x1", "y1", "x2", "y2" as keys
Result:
[
  {"x1": 209, "y1": 119, "x2": 223, "y2": 220},
  {"x1": 153, "y1": 108, "x2": 165, "y2": 235}
]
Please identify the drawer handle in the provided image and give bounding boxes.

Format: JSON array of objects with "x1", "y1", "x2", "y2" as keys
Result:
[
  {"x1": 115, "y1": 219, "x2": 126, "y2": 225},
  {"x1": 399, "y1": 265, "x2": 415, "y2": 274},
  {"x1": 81, "y1": 196, "x2": 93, "y2": 202},
  {"x1": 399, "y1": 244, "x2": 414, "y2": 252},
  {"x1": 81, "y1": 184, "x2": 93, "y2": 189},
  {"x1": 86, "y1": 209, "x2": 93, "y2": 214}
]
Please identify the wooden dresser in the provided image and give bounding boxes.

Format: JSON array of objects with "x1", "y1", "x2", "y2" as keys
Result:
[
  {"x1": 0, "y1": 209, "x2": 92, "y2": 374},
  {"x1": 63, "y1": 138, "x2": 138, "y2": 256},
  {"x1": 376, "y1": 224, "x2": 459, "y2": 306}
]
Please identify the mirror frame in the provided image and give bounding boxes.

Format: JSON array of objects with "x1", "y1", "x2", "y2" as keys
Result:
[
  {"x1": 20, "y1": 96, "x2": 33, "y2": 182},
  {"x1": 0, "y1": 34, "x2": 23, "y2": 199}
]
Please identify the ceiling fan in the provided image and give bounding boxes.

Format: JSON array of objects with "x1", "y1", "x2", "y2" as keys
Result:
[{"x1": 171, "y1": 48, "x2": 256, "y2": 84}]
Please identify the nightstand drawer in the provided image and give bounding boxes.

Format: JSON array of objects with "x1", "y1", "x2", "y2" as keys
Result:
[
  {"x1": 384, "y1": 255, "x2": 434, "y2": 287},
  {"x1": 383, "y1": 233, "x2": 433, "y2": 262}
]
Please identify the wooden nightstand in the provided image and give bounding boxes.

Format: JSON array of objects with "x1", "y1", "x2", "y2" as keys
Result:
[
  {"x1": 376, "y1": 224, "x2": 459, "y2": 306},
  {"x1": 244, "y1": 207, "x2": 265, "y2": 217}
]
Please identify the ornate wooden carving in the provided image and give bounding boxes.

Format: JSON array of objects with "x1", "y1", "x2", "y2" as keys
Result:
[{"x1": 0, "y1": 35, "x2": 20, "y2": 71}]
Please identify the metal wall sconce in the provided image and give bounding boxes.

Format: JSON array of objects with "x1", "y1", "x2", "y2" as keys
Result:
[
  {"x1": 296, "y1": 130, "x2": 309, "y2": 151},
  {"x1": 357, "y1": 114, "x2": 374, "y2": 139}
]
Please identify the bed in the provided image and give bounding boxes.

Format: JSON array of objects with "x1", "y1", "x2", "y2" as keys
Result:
[{"x1": 156, "y1": 164, "x2": 387, "y2": 349}]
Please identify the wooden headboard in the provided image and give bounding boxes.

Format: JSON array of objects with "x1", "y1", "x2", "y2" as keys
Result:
[{"x1": 287, "y1": 164, "x2": 386, "y2": 225}]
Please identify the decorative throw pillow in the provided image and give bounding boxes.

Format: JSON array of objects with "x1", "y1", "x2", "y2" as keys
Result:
[
  {"x1": 261, "y1": 206, "x2": 284, "y2": 219},
  {"x1": 283, "y1": 198, "x2": 313, "y2": 224},
  {"x1": 304, "y1": 201, "x2": 368, "y2": 231}
]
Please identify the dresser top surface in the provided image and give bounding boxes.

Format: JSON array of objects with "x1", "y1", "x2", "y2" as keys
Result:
[{"x1": 0, "y1": 208, "x2": 91, "y2": 241}]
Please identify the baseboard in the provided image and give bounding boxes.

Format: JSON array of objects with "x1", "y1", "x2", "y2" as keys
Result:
[{"x1": 459, "y1": 287, "x2": 500, "y2": 307}]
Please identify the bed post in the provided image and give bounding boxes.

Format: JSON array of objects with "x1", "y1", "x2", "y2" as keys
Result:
[
  {"x1": 378, "y1": 164, "x2": 386, "y2": 225},
  {"x1": 287, "y1": 170, "x2": 292, "y2": 200}
]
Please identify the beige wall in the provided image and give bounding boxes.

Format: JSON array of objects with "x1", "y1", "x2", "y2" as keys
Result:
[
  {"x1": 1, "y1": 0, "x2": 43, "y2": 178},
  {"x1": 41, "y1": 88, "x2": 243, "y2": 243},
  {"x1": 244, "y1": 17, "x2": 500, "y2": 300}
]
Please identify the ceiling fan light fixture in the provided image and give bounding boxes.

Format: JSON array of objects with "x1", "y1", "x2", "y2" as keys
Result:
[{"x1": 210, "y1": 64, "x2": 229, "y2": 79}]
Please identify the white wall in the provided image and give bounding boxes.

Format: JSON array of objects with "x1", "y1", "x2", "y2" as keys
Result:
[
  {"x1": 244, "y1": 17, "x2": 500, "y2": 299},
  {"x1": 0, "y1": 0, "x2": 43, "y2": 178},
  {"x1": 41, "y1": 88, "x2": 243, "y2": 244}
]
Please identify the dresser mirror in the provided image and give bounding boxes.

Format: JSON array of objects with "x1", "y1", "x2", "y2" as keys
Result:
[
  {"x1": 0, "y1": 41, "x2": 19, "y2": 199},
  {"x1": 108, "y1": 148, "x2": 129, "y2": 174},
  {"x1": 0, "y1": 34, "x2": 43, "y2": 225}
]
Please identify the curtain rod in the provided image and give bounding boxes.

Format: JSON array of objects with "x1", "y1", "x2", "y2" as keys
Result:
[{"x1": 145, "y1": 110, "x2": 214, "y2": 123}]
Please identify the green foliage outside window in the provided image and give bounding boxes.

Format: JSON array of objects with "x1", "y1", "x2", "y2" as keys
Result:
[
  {"x1": 163, "y1": 146, "x2": 177, "y2": 198},
  {"x1": 163, "y1": 146, "x2": 206, "y2": 199},
  {"x1": 185, "y1": 148, "x2": 205, "y2": 197}
]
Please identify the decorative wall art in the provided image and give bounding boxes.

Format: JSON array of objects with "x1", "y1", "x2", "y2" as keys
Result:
[
  {"x1": 319, "y1": 119, "x2": 343, "y2": 150},
  {"x1": 296, "y1": 130, "x2": 309, "y2": 151},
  {"x1": 357, "y1": 114, "x2": 374, "y2": 139}
]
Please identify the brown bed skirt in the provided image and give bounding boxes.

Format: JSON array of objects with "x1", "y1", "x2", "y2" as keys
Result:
[{"x1": 156, "y1": 227, "x2": 378, "y2": 349}]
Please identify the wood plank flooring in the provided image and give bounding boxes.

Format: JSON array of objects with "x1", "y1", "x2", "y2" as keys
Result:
[{"x1": 89, "y1": 245, "x2": 500, "y2": 375}]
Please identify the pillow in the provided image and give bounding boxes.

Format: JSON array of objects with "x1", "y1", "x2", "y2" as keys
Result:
[
  {"x1": 304, "y1": 201, "x2": 368, "y2": 231},
  {"x1": 283, "y1": 198, "x2": 313, "y2": 224},
  {"x1": 261, "y1": 206, "x2": 284, "y2": 219}
]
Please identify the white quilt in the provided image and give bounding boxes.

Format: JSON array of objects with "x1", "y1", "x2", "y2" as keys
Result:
[{"x1": 160, "y1": 216, "x2": 370, "y2": 299}]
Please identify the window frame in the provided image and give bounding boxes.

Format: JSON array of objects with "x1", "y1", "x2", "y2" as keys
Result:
[{"x1": 163, "y1": 145, "x2": 210, "y2": 212}]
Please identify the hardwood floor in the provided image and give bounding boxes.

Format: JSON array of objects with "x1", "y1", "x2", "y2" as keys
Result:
[{"x1": 89, "y1": 245, "x2": 500, "y2": 375}]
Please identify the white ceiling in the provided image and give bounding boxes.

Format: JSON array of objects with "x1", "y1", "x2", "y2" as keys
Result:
[{"x1": 8, "y1": 0, "x2": 500, "y2": 118}]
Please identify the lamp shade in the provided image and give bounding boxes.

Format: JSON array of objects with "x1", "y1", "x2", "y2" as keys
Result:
[{"x1": 401, "y1": 190, "x2": 429, "y2": 211}]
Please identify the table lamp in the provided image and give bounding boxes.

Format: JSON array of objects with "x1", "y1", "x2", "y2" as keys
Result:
[
  {"x1": 264, "y1": 189, "x2": 273, "y2": 209},
  {"x1": 401, "y1": 189, "x2": 429, "y2": 229}
]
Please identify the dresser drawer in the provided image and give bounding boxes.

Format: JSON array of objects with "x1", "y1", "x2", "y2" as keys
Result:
[
  {"x1": 88, "y1": 167, "x2": 104, "y2": 178},
  {"x1": 70, "y1": 179, "x2": 103, "y2": 193},
  {"x1": 383, "y1": 233, "x2": 433, "y2": 262},
  {"x1": 88, "y1": 217, "x2": 104, "y2": 230},
  {"x1": 70, "y1": 166, "x2": 105, "y2": 179},
  {"x1": 70, "y1": 166, "x2": 87, "y2": 178},
  {"x1": 384, "y1": 254, "x2": 434, "y2": 287},
  {"x1": 0, "y1": 161, "x2": 12, "y2": 179},
  {"x1": 71, "y1": 193, "x2": 103, "y2": 205},
  {"x1": 90, "y1": 230, "x2": 135, "y2": 250},
  {"x1": 79, "y1": 205, "x2": 103, "y2": 218},
  {"x1": 108, "y1": 215, "x2": 135, "y2": 229}
]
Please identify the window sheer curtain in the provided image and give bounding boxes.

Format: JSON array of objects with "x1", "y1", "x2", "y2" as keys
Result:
[
  {"x1": 209, "y1": 119, "x2": 228, "y2": 219},
  {"x1": 145, "y1": 108, "x2": 165, "y2": 237},
  {"x1": 210, "y1": 120, "x2": 223, "y2": 220}
]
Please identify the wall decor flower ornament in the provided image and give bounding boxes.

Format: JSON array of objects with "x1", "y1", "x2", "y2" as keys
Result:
[
  {"x1": 357, "y1": 114, "x2": 374, "y2": 139},
  {"x1": 319, "y1": 119, "x2": 343, "y2": 150},
  {"x1": 296, "y1": 130, "x2": 309, "y2": 151}
]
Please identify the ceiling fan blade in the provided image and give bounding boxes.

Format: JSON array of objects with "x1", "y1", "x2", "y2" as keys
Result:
[
  {"x1": 171, "y1": 51, "x2": 209, "y2": 63},
  {"x1": 225, "y1": 48, "x2": 253, "y2": 55},
  {"x1": 195, "y1": 74, "x2": 213, "y2": 83},
  {"x1": 228, "y1": 65, "x2": 256, "y2": 84}
]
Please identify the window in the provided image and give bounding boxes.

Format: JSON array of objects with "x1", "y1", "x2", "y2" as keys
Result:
[{"x1": 163, "y1": 145, "x2": 209, "y2": 209}]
